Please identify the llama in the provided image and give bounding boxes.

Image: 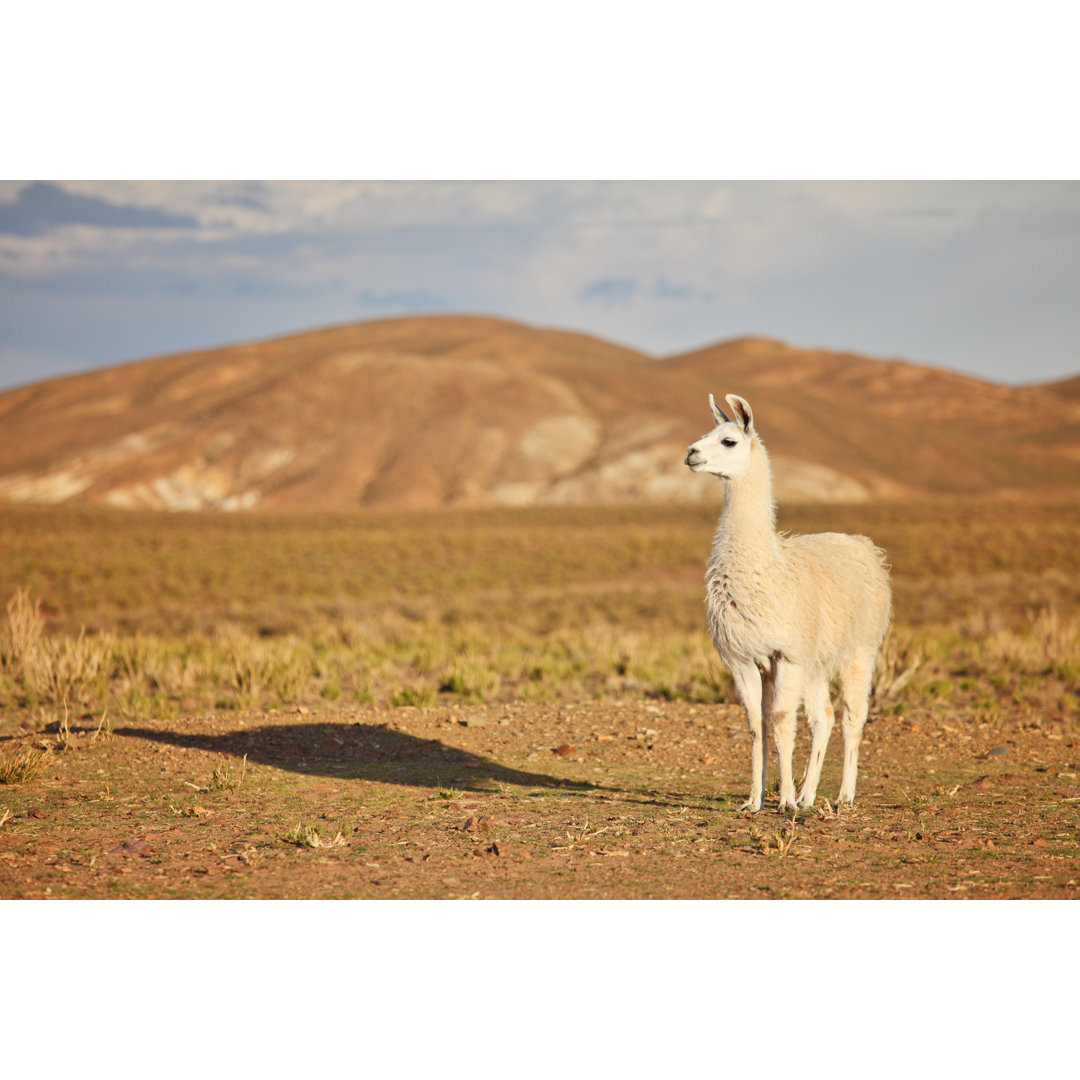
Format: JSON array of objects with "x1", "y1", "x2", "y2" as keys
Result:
[{"x1": 685, "y1": 393, "x2": 891, "y2": 812}]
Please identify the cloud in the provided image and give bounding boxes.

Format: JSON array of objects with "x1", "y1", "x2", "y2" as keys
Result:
[
  {"x1": 650, "y1": 276, "x2": 713, "y2": 303},
  {"x1": 580, "y1": 277, "x2": 639, "y2": 307},
  {"x1": 0, "y1": 181, "x2": 198, "y2": 236},
  {"x1": 214, "y1": 189, "x2": 268, "y2": 212},
  {"x1": 0, "y1": 181, "x2": 1078, "y2": 386},
  {"x1": 580, "y1": 275, "x2": 713, "y2": 308}
]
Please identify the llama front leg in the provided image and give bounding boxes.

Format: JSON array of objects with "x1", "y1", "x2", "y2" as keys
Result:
[
  {"x1": 770, "y1": 660, "x2": 804, "y2": 813},
  {"x1": 798, "y1": 679, "x2": 835, "y2": 809},
  {"x1": 731, "y1": 663, "x2": 766, "y2": 811}
]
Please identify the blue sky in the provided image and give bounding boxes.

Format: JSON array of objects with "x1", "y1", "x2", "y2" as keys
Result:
[{"x1": 1, "y1": 179, "x2": 1077, "y2": 391}]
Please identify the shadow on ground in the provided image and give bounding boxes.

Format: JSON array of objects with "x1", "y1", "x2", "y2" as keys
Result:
[{"x1": 116, "y1": 720, "x2": 595, "y2": 793}]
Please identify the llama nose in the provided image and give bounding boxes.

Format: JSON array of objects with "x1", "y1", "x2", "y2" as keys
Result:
[{"x1": 685, "y1": 448, "x2": 699, "y2": 466}]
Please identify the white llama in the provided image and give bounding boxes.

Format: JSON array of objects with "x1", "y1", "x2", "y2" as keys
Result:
[{"x1": 685, "y1": 393, "x2": 891, "y2": 812}]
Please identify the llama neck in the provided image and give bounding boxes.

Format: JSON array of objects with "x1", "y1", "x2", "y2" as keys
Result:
[{"x1": 716, "y1": 437, "x2": 778, "y2": 555}]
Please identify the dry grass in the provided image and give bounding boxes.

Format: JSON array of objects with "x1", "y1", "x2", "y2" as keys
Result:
[
  {"x1": 1029, "y1": 605, "x2": 1080, "y2": 680},
  {"x1": 209, "y1": 754, "x2": 247, "y2": 792},
  {"x1": 0, "y1": 743, "x2": 48, "y2": 784},
  {"x1": 4, "y1": 587, "x2": 44, "y2": 668},
  {"x1": 0, "y1": 500, "x2": 1077, "y2": 731},
  {"x1": 282, "y1": 822, "x2": 348, "y2": 849},
  {"x1": 3, "y1": 588, "x2": 110, "y2": 706}
]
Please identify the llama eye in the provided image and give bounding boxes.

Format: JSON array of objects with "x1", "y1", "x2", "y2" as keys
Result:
[{"x1": 721, "y1": 438, "x2": 738, "y2": 448}]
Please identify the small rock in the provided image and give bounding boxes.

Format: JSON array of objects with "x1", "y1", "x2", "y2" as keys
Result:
[
  {"x1": 554, "y1": 744, "x2": 575, "y2": 757},
  {"x1": 460, "y1": 717, "x2": 490, "y2": 728},
  {"x1": 988, "y1": 746, "x2": 1008, "y2": 756}
]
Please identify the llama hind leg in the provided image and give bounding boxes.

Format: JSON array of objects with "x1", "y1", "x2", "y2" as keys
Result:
[
  {"x1": 731, "y1": 663, "x2": 767, "y2": 812},
  {"x1": 798, "y1": 678, "x2": 835, "y2": 809},
  {"x1": 769, "y1": 660, "x2": 804, "y2": 813},
  {"x1": 837, "y1": 649, "x2": 875, "y2": 806}
]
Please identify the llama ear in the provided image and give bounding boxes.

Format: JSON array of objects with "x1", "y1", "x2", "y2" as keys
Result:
[
  {"x1": 708, "y1": 394, "x2": 731, "y2": 426},
  {"x1": 725, "y1": 394, "x2": 754, "y2": 434}
]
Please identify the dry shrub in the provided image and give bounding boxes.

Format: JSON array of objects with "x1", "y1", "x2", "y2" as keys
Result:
[
  {"x1": 0, "y1": 743, "x2": 48, "y2": 785},
  {"x1": 874, "y1": 627, "x2": 926, "y2": 699},
  {"x1": 283, "y1": 821, "x2": 347, "y2": 848},
  {"x1": 215, "y1": 628, "x2": 313, "y2": 708},
  {"x1": 3, "y1": 587, "x2": 45, "y2": 675},
  {"x1": 3, "y1": 589, "x2": 111, "y2": 705},
  {"x1": 984, "y1": 627, "x2": 1035, "y2": 671},
  {"x1": 1029, "y1": 606, "x2": 1080, "y2": 680},
  {"x1": 26, "y1": 629, "x2": 111, "y2": 704},
  {"x1": 439, "y1": 659, "x2": 501, "y2": 703},
  {"x1": 390, "y1": 685, "x2": 437, "y2": 707}
]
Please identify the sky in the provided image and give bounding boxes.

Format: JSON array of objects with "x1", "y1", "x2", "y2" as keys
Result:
[{"x1": 1, "y1": 179, "x2": 1078, "y2": 392}]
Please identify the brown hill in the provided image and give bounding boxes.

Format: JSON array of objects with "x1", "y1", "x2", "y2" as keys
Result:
[
  {"x1": 0, "y1": 315, "x2": 1077, "y2": 511},
  {"x1": 664, "y1": 337, "x2": 1080, "y2": 498},
  {"x1": 1039, "y1": 374, "x2": 1080, "y2": 401}
]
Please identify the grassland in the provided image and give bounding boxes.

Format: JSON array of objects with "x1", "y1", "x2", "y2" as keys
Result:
[
  {"x1": 2, "y1": 499, "x2": 1078, "y2": 720},
  {"x1": 1, "y1": 499, "x2": 1078, "y2": 899}
]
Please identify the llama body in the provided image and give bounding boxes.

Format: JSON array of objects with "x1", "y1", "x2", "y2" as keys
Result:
[{"x1": 686, "y1": 394, "x2": 891, "y2": 811}]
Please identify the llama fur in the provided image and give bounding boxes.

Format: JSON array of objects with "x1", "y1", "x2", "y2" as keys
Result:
[{"x1": 685, "y1": 393, "x2": 891, "y2": 812}]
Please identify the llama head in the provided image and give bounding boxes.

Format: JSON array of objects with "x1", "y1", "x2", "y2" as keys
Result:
[{"x1": 684, "y1": 393, "x2": 757, "y2": 480}]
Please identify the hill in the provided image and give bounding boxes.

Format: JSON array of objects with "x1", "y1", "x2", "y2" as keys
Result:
[
  {"x1": 0, "y1": 314, "x2": 1077, "y2": 510},
  {"x1": 1039, "y1": 373, "x2": 1080, "y2": 401}
]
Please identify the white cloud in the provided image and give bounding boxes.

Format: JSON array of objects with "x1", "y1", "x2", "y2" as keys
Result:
[{"x1": 1, "y1": 180, "x2": 1078, "y2": 384}]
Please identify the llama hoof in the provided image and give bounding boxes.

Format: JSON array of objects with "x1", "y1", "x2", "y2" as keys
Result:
[
  {"x1": 738, "y1": 797, "x2": 763, "y2": 813},
  {"x1": 796, "y1": 794, "x2": 817, "y2": 810},
  {"x1": 777, "y1": 798, "x2": 799, "y2": 814},
  {"x1": 836, "y1": 791, "x2": 856, "y2": 807}
]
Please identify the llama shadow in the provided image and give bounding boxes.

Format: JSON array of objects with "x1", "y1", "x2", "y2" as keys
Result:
[{"x1": 115, "y1": 720, "x2": 594, "y2": 793}]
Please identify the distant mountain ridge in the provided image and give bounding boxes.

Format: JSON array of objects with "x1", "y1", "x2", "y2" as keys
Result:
[{"x1": 0, "y1": 314, "x2": 1077, "y2": 511}]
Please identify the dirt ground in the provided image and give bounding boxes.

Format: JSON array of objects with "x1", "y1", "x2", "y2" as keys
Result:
[{"x1": 2, "y1": 696, "x2": 1078, "y2": 899}]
